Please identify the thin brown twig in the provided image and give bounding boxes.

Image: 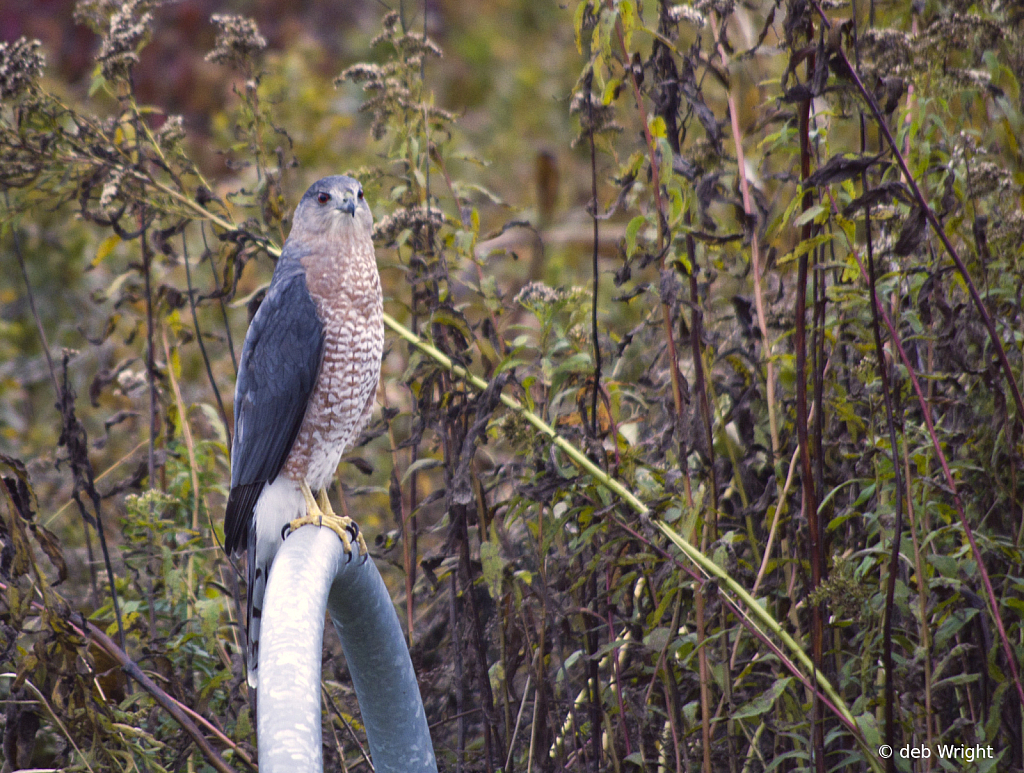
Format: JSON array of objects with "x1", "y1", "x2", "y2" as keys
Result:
[
  {"x1": 708, "y1": 11, "x2": 781, "y2": 462},
  {"x1": 72, "y1": 613, "x2": 239, "y2": 773},
  {"x1": 609, "y1": 17, "x2": 714, "y2": 772},
  {"x1": 584, "y1": 71, "x2": 603, "y2": 439},
  {"x1": 795, "y1": 42, "x2": 826, "y2": 773},
  {"x1": 811, "y1": 0, "x2": 1024, "y2": 455},
  {"x1": 182, "y1": 231, "x2": 233, "y2": 447},
  {"x1": 825, "y1": 188, "x2": 1024, "y2": 709},
  {"x1": 323, "y1": 683, "x2": 375, "y2": 771}
]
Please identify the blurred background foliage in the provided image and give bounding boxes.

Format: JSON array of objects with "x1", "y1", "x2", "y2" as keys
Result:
[{"x1": 2, "y1": 0, "x2": 1024, "y2": 772}]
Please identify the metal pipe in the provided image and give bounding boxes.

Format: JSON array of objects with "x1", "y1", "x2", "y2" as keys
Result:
[{"x1": 257, "y1": 526, "x2": 436, "y2": 773}]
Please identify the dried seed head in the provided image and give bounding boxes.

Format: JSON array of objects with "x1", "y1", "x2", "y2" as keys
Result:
[
  {"x1": 155, "y1": 114, "x2": 185, "y2": 148},
  {"x1": 569, "y1": 90, "x2": 622, "y2": 148},
  {"x1": 336, "y1": 63, "x2": 387, "y2": 85},
  {"x1": 99, "y1": 167, "x2": 126, "y2": 216},
  {"x1": 514, "y1": 282, "x2": 566, "y2": 308},
  {"x1": 0, "y1": 37, "x2": 46, "y2": 99},
  {"x1": 73, "y1": 0, "x2": 118, "y2": 33},
  {"x1": 95, "y1": 0, "x2": 153, "y2": 81},
  {"x1": 694, "y1": 0, "x2": 735, "y2": 16},
  {"x1": 206, "y1": 14, "x2": 267, "y2": 68},
  {"x1": 967, "y1": 160, "x2": 1010, "y2": 197},
  {"x1": 665, "y1": 5, "x2": 706, "y2": 27},
  {"x1": 923, "y1": 12, "x2": 1001, "y2": 53},
  {"x1": 372, "y1": 206, "x2": 447, "y2": 245}
]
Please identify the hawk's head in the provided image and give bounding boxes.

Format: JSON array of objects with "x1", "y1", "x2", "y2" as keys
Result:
[{"x1": 292, "y1": 175, "x2": 372, "y2": 243}]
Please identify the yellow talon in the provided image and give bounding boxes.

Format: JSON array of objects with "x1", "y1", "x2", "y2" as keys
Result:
[{"x1": 286, "y1": 481, "x2": 367, "y2": 556}]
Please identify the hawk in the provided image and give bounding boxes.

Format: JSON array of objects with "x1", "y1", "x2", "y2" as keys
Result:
[{"x1": 224, "y1": 175, "x2": 383, "y2": 688}]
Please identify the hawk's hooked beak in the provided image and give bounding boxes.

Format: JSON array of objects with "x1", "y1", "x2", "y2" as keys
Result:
[{"x1": 338, "y1": 193, "x2": 357, "y2": 216}]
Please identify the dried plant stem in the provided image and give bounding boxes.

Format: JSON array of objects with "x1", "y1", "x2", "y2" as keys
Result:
[
  {"x1": 71, "y1": 614, "x2": 239, "y2": 773},
  {"x1": 586, "y1": 69, "x2": 602, "y2": 438},
  {"x1": 42, "y1": 439, "x2": 148, "y2": 528},
  {"x1": 161, "y1": 328, "x2": 204, "y2": 642},
  {"x1": 901, "y1": 442, "x2": 934, "y2": 757},
  {"x1": 611, "y1": 24, "x2": 712, "y2": 769},
  {"x1": 162, "y1": 328, "x2": 200, "y2": 532},
  {"x1": 388, "y1": 304, "x2": 878, "y2": 758},
  {"x1": 9, "y1": 209, "x2": 100, "y2": 600},
  {"x1": 141, "y1": 214, "x2": 158, "y2": 490},
  {"x1": 0, "y1": 674, "x2": 96, "y2": 773},
  {"x1": 383, "y1": 387, "x2": 416, "y2": 642},
  {"x1": 813, "y1": 1, "x2": 1024, "y2": 459},
  {"x1": 610, "y1": 517, "x2": 884, "y2": 773},
  {"x1": 182, "y1": 232, "x2": 233, "y2": 447},
  {"x1": 796, "y1": 76, "x2": 826, "y2": 773},
  {"x1": 612, "y1": 18, "x2": 688, "y2": 433},
  {"x1": 864, "y1": 204, "x2": 903, "y2": 773},
  {"x1": 826, "y1": 189, "x2": 1024, "y2": 708},
  {"x1": 709, "y1": 11, "x2": 780, "y2": 462}
]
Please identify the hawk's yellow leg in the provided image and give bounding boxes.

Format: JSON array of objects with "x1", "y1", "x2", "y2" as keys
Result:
[{"x1": 286, "y1": 481, "x2": 368, "y2": 556}]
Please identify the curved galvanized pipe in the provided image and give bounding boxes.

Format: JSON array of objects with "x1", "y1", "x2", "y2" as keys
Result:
[{"x1": 257, "y1": 526, "x2": 436, "y2": 773}]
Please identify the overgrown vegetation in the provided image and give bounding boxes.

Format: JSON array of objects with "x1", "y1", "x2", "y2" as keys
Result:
[{"x1": 2, "y1": 1, "x2": 1024, "y2": 772}]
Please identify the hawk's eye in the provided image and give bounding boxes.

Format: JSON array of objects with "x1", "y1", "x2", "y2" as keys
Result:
[
  {"x1": 357, "y1": 189, "x2": 364, "y2": 200},
  {"x1": 316, "y1": 192, "x2": 331, "y2": 205}
]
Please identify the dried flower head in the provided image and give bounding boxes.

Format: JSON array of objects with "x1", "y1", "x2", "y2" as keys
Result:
[
  {"x1": 569, "y1": 90, "x2": 622, "y2": 148},
  {"x1": 666, "y1": 5, "x2": 706, "y2": 27},
  {"x1": 99, "y1": 167, "x2": 127, "y2": 217},
  {"x1": 0, "y1": 37, "x2": 45, "y2": 99},
  {"x1": 95, "y1": 0, "x2": 153, "y2": 81},
  {"x1": 206, "y1": 14, "x2": 266, "y2": 69},
  {"x1": 338, "y1": 64, "x2": 455, "y2": 141},
  {"x1": 966, "y1": 160, "x2": 1010, "y2": 197},
  {"x1": 515, "y1": 282, "x2": 563, "y2": 308},
  {"x1": 373, "y1": 205, "x2": 447, "y2": 245},
  {"x1": 73, "y1": 0, "x2": 118, "y2": 33},
  {"x1": 943, "y1": 67, "x2": 993, "y2": 91},
  {"x1": 694, "y1": 0, "x2": 735, "y2": 16},
  {"x1": 860, "y1": 27, "x2": 914, "y2": 72},
  {"x1": 155, "y1": 114, "x2": 186, "y2": 148},
  {"x1": 923, "y1": 12, "x2": 1001, "y2": 54}
]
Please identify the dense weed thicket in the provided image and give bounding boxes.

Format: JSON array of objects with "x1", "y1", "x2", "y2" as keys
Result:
[{"x1": 2, "y1": 1, "x2": 1024, "y2": 771}]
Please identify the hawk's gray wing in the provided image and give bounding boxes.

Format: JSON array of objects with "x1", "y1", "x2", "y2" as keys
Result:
[{"x1": 224, "y1": 255, "x2": 324, "y2": 554}]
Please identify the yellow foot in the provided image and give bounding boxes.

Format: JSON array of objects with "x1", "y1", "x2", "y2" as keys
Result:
[{"x1": 285, "y1": 481, "x2": 368, "y2": 557}]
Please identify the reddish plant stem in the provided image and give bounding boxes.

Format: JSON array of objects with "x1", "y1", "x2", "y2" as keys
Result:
[
  {"x1": 809, "y1": 0, "x2": 1024, "y2": 711},
  {"x1": 612, "y1": 16, "x2": 712, "y2": 772},
  {"x1": 75, "y1": 613, "x2": 239, "y2": 773},
  {"x1": 608, "y1": 518, "x2": 860, "y2": 737},
  {"x1": 7, "y1": 582, "x2": 327, "y2": 773},
  {"x1": 811, "y1": 0, "x2": 1024, "y2": 465},
  {"x1": 709, "y1": 11, "x2": 781, "y2": 461},
  {"x1": 797, "y1": 87, "x2": 826, "y2": 773},
  {"x1": 825, "y1": 188, "x2": 1024, "y2": 709}
]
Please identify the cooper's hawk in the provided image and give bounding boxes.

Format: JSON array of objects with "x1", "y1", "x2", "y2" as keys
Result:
[{"x1": 224, "y1": 175, "x2": 383, "y2": 688}]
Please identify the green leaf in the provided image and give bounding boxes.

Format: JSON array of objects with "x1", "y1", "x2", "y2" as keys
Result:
[
  {"x1": 480, "y1": 541, "x2": 505, "y2": 599},
  {"x1": 625, "y1": 214, "x2": 647, "y2": 257},
  {"x1": 92, "y1": 235, "x2": 121, "y2": 267},
  {"x1": 732, "y1": 677, "x2": 792, "y2": 720},
  {"x1": 573, "y1": 0, "x2": 589, "y2": 53},
  {"x1": 400, "y1": 457, "x2": 443, "y2": 485},
  {"x1": 793, "y1": 203, "x2": 825, "y2": 227},
  {"x1": 602, "y1": 77, "x2": 621, "y2": 105}
]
